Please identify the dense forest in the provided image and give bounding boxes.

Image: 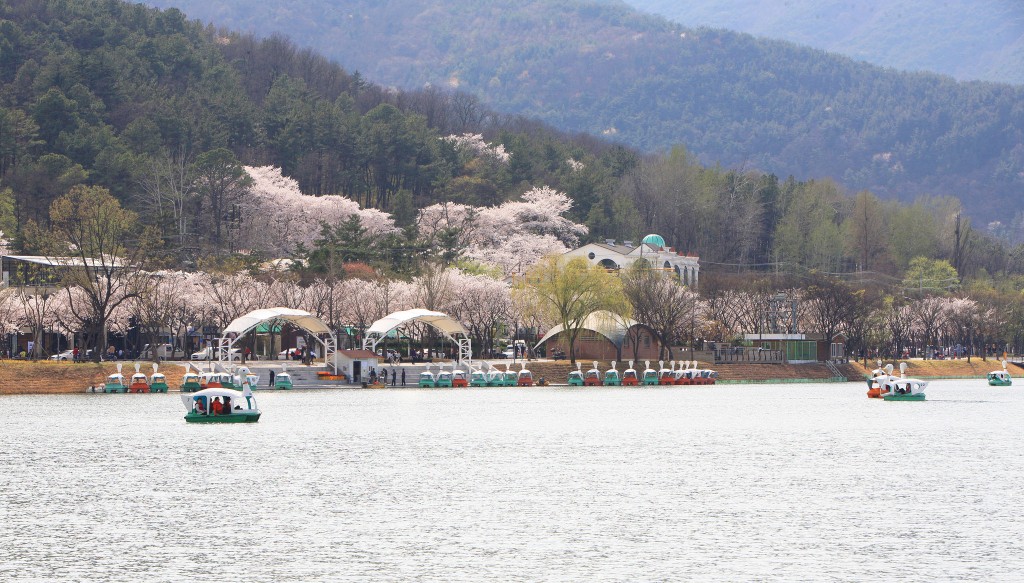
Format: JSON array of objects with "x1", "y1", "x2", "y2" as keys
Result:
[
  {"x1": 139, "y1": 0, "x2": 1024, "y2": 225},
  {"x1": 0, "y1": 0, "x2": 1022, "y2": 289},
  {"x1": 1, "y1": 0, "x2": 1024, "y2": 360},
  {"x1": 618, "y1": 0, "x2": 1024, "y2": 85}
]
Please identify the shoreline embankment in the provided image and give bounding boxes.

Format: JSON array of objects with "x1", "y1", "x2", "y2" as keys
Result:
[
  {"x1": 1, "y1": 359, "x2": 1018, "y2": 395},
  {"x1": 0, "y1": 361, "x2": 188, "y2": 394}
]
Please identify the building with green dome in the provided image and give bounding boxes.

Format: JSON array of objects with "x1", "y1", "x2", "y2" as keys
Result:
[{"x1": 563, "y1": 234, "x2": 699, "y2": 287}]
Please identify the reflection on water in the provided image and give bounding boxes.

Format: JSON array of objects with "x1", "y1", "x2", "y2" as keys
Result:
[{"x1": 1, "y1": 380, "x2": 1022, "y2": 581}]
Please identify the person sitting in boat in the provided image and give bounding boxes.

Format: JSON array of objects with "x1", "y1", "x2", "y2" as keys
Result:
[
  {"x1": 194, "y1": 396, "x2": 206, "y2": 415},
  {"x1": 211, "y1": 397, "x2": 223, "y2": 415},
  {"x1": 222, "y1": 396, "x2": 231, "y2": 414}
]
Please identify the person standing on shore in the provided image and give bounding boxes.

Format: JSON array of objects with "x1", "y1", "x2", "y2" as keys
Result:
[
  {"x1": 269, "y1": 370, "x2": 275, "y2": 387},
  {"x1": 401, "y1": 369, "x2": 406, "y2": 386}
]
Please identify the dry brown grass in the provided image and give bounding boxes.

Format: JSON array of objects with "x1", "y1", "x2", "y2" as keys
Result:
[
  {"x1": 844, "y1": 358, "x2": 1020, "y2": 379},
  {"x1": 0, "y1": 360, "x2": 188, "y2": 394}
]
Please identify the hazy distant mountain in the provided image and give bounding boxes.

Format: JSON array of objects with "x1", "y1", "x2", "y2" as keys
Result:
[
  {"x1": 142, "y1": 0, "x2": 1024, "y2": 221},
  {"x1": 618, "y1": 0, "x2": 1024, "y2": 84}
]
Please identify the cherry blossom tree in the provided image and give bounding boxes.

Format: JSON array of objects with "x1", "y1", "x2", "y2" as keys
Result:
[
  {"x1": 417, "y1": 186, "x2": 587, "y2": 275},
  {"x1": 207, "y1": 273, "x2": 273, "y2": 331},
  {"x1": 0, "y1": 288, "x2": 25, "y2": 354},
  {"x1": 444, "y1": 270, "x2": 512, "y2": 357},
  {"x1": 241, "y1": 166, "x2": 397, "y2": 256},
  {"x1": 17, "y1": 289, "x2": 59, "y2": 357},
  {"x1": 441, "y1": 134, "x2": 510, "y2": 165},
  {"x1": 129, "y1": 271, "x2": 198, "y2": 360}
]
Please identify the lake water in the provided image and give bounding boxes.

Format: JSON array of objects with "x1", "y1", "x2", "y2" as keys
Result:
[{"x1": 1, "y1": 380, "x2": 1022, "y2": 581}]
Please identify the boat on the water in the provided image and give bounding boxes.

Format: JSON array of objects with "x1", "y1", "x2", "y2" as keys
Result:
[
  {"x1": 604, "y1": 362, "x2": 621, "y2": 386},
  {"x1": 866, "y1": 361, "x2": 895, "y2": 398},
  {"x1": 879, "y1": 363, "x2": 927, "y2": 401},
  {"x1": 274, "y1": 368, "x2": 293, "y2": 390},
  {"x1": 673, "y1": 361, "x2": 692, "y2": 385},
  {"x1": 500, "y1": 367, "x2": 518, "y2": 387},
  {"x1": 488, "y1": 369, "x2": 505, "y2": 387},
  {"x1": 568, "y1": 363, "x2": 584, "y2": 386},
  {"x1": 244, "y1": 372, "x2": 260, "y2": 390},
  {"x1": 517, "y1": 363, "x2": 534, "y2": 386},
  {"x1": 149, "y1": 364, "x2": 169, "y2": 393},
  {"x1": 198, "y1": 371, "x2": 226, "y2": 389},
  {"x1": 418, "y1": 368, "x2": 436, "y2": 388},
  {"x1": 181, "y1": 371, "x2": 202, "y2": 392},
  {"x1": 658, "y1": 361, "x2": 675, "y2": 385},
  {"x1": 182, "y1": 385, "x2": 260, "y2": 423},
  {"x1": 470, "y1": 369, "x2": 489, "y2": 387},
  {"x1": 642, "y1": 361, "x2": 658, "y2": 385},
  {"x1": 128, "y1": 363, "x2": 150, "y2": 393},
  {"x1": 988, "y1": 360, "x2": 1012, "y2": 386},
  {"x1": 180, "y1": 371, "x2": 201, "y2": 392},
  {"x1": 621, "y1": 361, "x2": 639, "y2": 386},
  {"x1": 690, "y1": 363, "x2": 718, "y2": 385},
  {"x1": 584, "y1": 362, "x2": 602, "y2": 386},
  {"x1": 436, "y1": 368, "x2": 453, "y2": 388},
  {"x1": 104, "y1": 364, "x2": 128, "y2": 393}
]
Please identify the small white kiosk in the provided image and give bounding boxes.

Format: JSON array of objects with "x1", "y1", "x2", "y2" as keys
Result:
[{"x1": 333, "y1": 349, "x2": 380, "y2": 383}]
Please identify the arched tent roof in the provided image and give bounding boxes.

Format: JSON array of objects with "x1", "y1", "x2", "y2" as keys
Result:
[
  {"x1": 366, "y1": 308, "x2": 469, "y2": 337},
  {"x1": 534, "y1": 311, "x2": 638, "y2": 349},
  {"x1": 223, "y1": 307, "x2": 332, "y2": 336}
]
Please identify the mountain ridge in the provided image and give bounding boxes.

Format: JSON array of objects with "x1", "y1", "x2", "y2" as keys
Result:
[
  {"x1": 616, "y1": 0, "x2": 1024, "y2": 85},
  {"x1": 139, "y1": 0, "x2": 1024, "y2": 223}
]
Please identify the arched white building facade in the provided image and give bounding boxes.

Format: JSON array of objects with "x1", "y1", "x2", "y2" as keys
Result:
[{"x1": 563, "y1": 234, "x2": 700, "y2": 287}]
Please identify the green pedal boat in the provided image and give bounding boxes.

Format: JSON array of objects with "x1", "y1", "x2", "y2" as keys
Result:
[
  {"x1": 987, "y1": 360, "x2": 1012, "y2": 386},
  {"x1": 880, "y1": 364, "x2": 927, "y2": 401},
  {"x1": 182, "y1": 386, "x2": 261, "y2": 423}
]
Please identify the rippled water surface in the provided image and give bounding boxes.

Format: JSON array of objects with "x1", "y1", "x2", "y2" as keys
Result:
[{"x1": 2, "y1": 380, "x2": 1023, "y2": 581}]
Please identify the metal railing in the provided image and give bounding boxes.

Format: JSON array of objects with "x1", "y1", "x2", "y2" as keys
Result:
[{"x1": 713, "y1": 347, "x2": 784, "y2": 364}]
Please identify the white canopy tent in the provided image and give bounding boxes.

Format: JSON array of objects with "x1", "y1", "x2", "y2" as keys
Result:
[
  {"x1": 218, "y1": 307, "x2": 336, "y2": 366},
  {"x1": 362, "y1": 308, "x2": 472, "y2": 362},
  {"x1": 533, "y1": 311, "x2": 637, "y2": 351}
]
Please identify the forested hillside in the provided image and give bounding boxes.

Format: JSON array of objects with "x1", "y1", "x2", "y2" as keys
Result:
[
  {"x1": 1, "y1": 0, "x2": 1023, "y2": 291},
  {"x1": 0, "y1": 0, "x2": 636, "y2": 264},
  {"x1": 139, "y1": 0, "x2": 1024, "y2": 223},
  {"x1": 619, "y1": 0, "x2": 1024, "y2": 85}
]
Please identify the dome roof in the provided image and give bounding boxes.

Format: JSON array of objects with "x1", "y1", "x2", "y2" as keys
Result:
[{"x1": 641, "y1": 233, "x2": 666, "y2": 248}]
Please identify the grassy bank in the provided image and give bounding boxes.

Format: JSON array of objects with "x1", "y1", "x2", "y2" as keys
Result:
[
  {"x1": 0, "y1": 360, "x2": 187, "y2": 394},
  {"x1": 844, "y1": 358, "x2": 1021, "y2": 379}
]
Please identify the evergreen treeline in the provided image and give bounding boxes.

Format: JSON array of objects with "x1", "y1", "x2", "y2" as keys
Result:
[
  {"x1": 0, "y1": 0, "x2": 631, "y2": 261},
  {"x1": 619, "y1": 0, "x2": 1024, "y2": 85},
  {"x1": 140, "y1": 0, "x2": 1024, "y2": 224},
  {"x1": 1, "y1": 0, "x2": 1023, "y2": 296}
]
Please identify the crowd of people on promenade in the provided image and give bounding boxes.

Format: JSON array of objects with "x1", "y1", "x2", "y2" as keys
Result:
[{"x1": 368, "y1": 367, "x2": 406, "y2": 386}]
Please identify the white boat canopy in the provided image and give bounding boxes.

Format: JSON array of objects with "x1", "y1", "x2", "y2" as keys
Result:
[{"x1": 362, "y1": 309, "x2": 471, "y2": 362}]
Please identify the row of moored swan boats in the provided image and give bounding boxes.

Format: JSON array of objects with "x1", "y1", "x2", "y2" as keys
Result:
[
  {"x1": 411, "y1": 360, "x2": 718, "y2": 388},
  {"x1": 96, "y1": 357, "x2": 1012, "y2": 423}
]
